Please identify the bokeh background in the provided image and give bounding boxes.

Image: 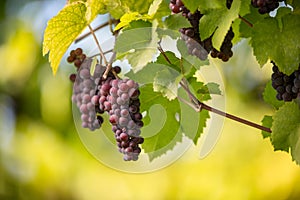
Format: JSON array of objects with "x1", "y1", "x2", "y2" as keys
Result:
[{"x1": 0, "y1": 0, "x2": 300, "y2": 199}]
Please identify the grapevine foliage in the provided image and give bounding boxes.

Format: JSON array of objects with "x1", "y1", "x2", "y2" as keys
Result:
[{"x1": 43, "y1": 0, "x2": 300, "y2": 164}]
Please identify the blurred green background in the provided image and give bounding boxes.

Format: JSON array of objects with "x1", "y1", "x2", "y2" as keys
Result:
[{"x1": 0, "y1": 0, "x2": 300, "y2": 199}]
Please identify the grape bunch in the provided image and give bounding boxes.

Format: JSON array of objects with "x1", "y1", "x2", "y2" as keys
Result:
[
  {"x1": 68, "y1": 49, "x2": 144, "y2": 161},
  {"x1": 210, "y1": 27, "x2": 234, "y2": 62},
  {"x1": 170, "y1": 0, "x2": 208, "y2": 60},
  {"x1": 71, "y1": 58, "x2": 105, "y2": 131},
  {"x1": 107, "y1": 79, "x2": 144, "y2": 161},
  {"x1": 179, "y1": 28, "x2": 208, "y2": 60},
  {"x1": 271, "y1": 62, "x2": 300, "y2": 101},
  {"x1": 169, "y1": 0, "x2": 184, "y2": 14},
  {"x1": 251, "y1": 0, "x2": 282, "y2": 14},
  {"x1": 169, "y1": 0, "x2": 234, "y2": 62},
  {"x1": 67, "y1": 48, "x2": 87, "y2": 68},
  {"x1": 93, "y1": 77, "x2": 144, "y2": 161},
  {"x1": 67, "y1": 48, "x2": 87, "y2": 82}
]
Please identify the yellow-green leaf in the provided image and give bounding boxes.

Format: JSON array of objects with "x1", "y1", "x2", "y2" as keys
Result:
[
  {"x1": 86, "y1": 0, "x2": 106, "y2": 22},
  {"x1": 43, "y1": 2, "x2": 87, "y2": 75},
  {"x1": 148, "y1": 0, "x2": 162, "y2": 16},
  {"x1": 67, "y1": 0, "x2": 87, "y2": 4},
  {"x1": 114, "y1": 12, "x2": 142, "y2": 31}
]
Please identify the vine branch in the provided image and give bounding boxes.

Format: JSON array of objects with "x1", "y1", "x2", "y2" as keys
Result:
[
  {"x1": 75, "y1": 19, "x2": 118, "y2": 43},
  {"x1": 88, "y1": 24, "x2": 108, "y2": 66},
  {"x1": 158, "y1": 45, "x2": 272, "y2": 133},
  {"x1": 103, "y1": 34, "x2": 118, "y2": 79},
  {"x1": 239, "y1": 15, "x2": 253, "y2": 28}
]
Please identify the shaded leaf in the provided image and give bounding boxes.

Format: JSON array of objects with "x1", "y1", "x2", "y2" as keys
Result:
[
  {"x1": 263, "y1": 81, "x2": 284, "y2": 109},
  {"x1": 261, "y1": 115, "x2": 272, "y2": 139},
  {"x1": 250, "y1": 8, "x2": 300, "y2": 74},
  {"x1": 272, "y1": 102, "x2": 300, "y2": 164}
]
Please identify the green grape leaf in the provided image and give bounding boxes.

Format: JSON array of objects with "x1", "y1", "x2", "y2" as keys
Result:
[
  {"x1": 250, "y1": 8, "x2": 300, "y2": 74},
  {"x1": 123, "y1": 20, "x2": 152, "y2": 31},
  {"x1": 115, "y1": 24, "x2": 159, "y2": 72},
  {"x1": 152, "y1": 0, "x2": 171, "y2": 23},
  {"x1": 115, "y1": 27, "x2": 155, "y2": 52},
  {"x1": 114, "y1": 12, "x2": 146, "y2": 31},
  {"x1": 177, "y1": 88, "x2": 210, "y2": 145},
  {"x1": 155, "y1": 51, "x2": 194, "y2": 76},
  {"x1": 239, "y1": 6, "x2": 265, "y2": 38},
  {"x1": 102, "y1": 0, "x2": 154, "y2": 19},
  {"x1": 271, "y1": 102, "x2": 300, "y2": 164},
  {"x1": 181, "y1": 0, "x2": 223, "y2": 13},
  {"x1": 153, "y1": 68, "x2": 183, "y2": 100},
  {"x1": 148, "y1": 0, "x2": 163, "y2": 16},
  {"x1": 188, "y1": 76, "x2": 221, "y2": 102},
  {"x1": 157, "y1": 26, "x2": 181, "y2": 39},
  {"x1": 193, "y1": 109, "x2": 210, "y2": 144},
  {"x1": 263, "y1": 81, "x2": 284, "y2": 109},
  {"x1": 261, "y1": 115, "x2": 272, "y2": 139},
  {"x1": 140, "y1": 84, "x2": 182, "y2": 161},
  {"x1": 125, "y1": 63, "x2": 165, "y2": 83},
  {"x1": 156, "y1": 51, "x2": 180, "y2": 67},
  {"x1": 126, "y1": 61, "x2": 183, "y2": 104},
  {"x1": 123, "y1": 48, "x2": 158, "y2": 72},
  {"x1": 67, "y1": 0, "x2": 87, "y2": 3},
  {"x1": 113, "y1": 0, "x2": 167, "y2": 31},
  {"x1": 86, "y1": 0, "x2": 106, "y2": 22},
  {"x1": 199, "y1": 0, "x2": 241, "y2": 50},
  {"x1": 289, "y1": 0, "x2": 300, "y2": 10},
  {"x1": 163, "y1": 13, "x2": 191, "y2": 30},
  {"x1": 180, "y1": 0, "x2": 200, "y2": 13},
  {"x1": 43, "y1": 2, "x2": 87, "y2": 75},
  {"x1": 206, "y1": 82, "x2": 222, "y2": 95}
]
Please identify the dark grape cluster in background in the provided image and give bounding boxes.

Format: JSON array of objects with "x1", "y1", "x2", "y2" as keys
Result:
[
  {"x1": 67, "y1": 48, "x2": 87, "y2": 69},
  {"x1": 251, "y1": 0, "x2": 282, "y2": 14},
  {"x1": 210, "y1": 27, "x2": 234, "y2": 62},
  {"x1": 271, "y1": 62, "x2": 300, "y2": 102},
  {"x1": 68, "y1": 48, "x2": 144, "y2": 161},
  {"x1": 169, "y1": 0, "x2": 234, "y2": 62}
]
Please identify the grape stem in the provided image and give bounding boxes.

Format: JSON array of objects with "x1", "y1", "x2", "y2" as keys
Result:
[
  {"x1": 75, "y1": 19, "x2": 119, "y2": 43},
  {"x1": 180, "y1": 82, "x2": 272, "y2": 133},
  {"x1": 103, "y1": 34, "x2": 119, "y2": 79},
  {"x1": 238, "y1": 15, "x2": 253, "y2": 28},
  {"x1": 157, "y1": 46, "x2": 272, "y2": 133},
  {"x1": 88, "y1": 24, "x2": 108, "y2": 66}
]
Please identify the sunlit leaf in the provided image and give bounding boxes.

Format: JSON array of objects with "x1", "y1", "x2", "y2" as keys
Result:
[
  {"x1": 199, "y1": 0, "x2": 242, "y2": 50},
  {"x1": 43, "y1": 2, "x2": 87, "y2": 75}
]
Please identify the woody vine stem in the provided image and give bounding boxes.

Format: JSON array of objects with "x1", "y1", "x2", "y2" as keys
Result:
[{"x1": 158, "y1": 45, "x2": 272, "y2": 133}]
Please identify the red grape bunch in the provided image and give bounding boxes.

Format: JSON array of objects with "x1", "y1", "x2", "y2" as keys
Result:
[
  {"x1": 67, "y1": 49, "x2": 144, "y2": 161},
  {"x1": 71, "y1": 57, "x2": 105, "y2": 131},
  {"x1": 108, "y1": 79, "x2": 144, "y2": 161}
]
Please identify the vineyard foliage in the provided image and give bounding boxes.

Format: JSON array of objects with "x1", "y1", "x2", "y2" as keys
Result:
[{"x1": 43, "y1": 0, "x2": 300, "y2": 164}]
